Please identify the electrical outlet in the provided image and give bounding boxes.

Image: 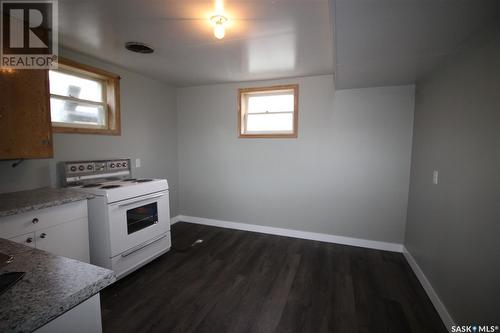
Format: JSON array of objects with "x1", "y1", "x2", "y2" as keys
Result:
[
  {"x1": 135, "y1": 158, "x2": 141, "y2": 168},
  {"x1": 432, "y1": 170, "x2": 439, "y2": 184}
]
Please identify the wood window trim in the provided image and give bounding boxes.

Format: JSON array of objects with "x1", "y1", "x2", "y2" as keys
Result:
[
  {"x1": 51, "y1": 57, "x2": 121, "y2": 135},
  {"x1": 238, "y1": 84, "x2": 299, "y2": 138}
]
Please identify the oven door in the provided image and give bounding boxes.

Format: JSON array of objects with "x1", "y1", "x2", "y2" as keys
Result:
[{"x1": 107, "y1": 191, "x2": 170, "y2": 257}]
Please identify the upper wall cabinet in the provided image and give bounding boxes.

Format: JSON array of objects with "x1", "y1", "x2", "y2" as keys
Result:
[{"x1": 0, "y1": 69, "x2": 53, "y2": 160}]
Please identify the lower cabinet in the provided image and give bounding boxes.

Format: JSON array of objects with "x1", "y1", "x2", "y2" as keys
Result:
[
  {"x1": 0, "y1": 201, "x2": 90, "y2": 263},
  {"x1": 34, "y1": 218, "x2": 90, "y2": 262},
  {"x1": 35, "y1": 293, "x2": 103, "y2": 333},
  {"x1": 9, "y1": 232, "x2": 36, "y2": 248}
]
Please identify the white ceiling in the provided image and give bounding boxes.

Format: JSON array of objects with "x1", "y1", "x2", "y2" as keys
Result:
[
  {"x1": 58, "y1": 0, "x2": 334, "y2": 86},
  {"x1": 58, "y1": 0, "x2": 500, "y2": 88},
  {"x1": 333, "y1": 0, "x2": 500, "y2": 89}
]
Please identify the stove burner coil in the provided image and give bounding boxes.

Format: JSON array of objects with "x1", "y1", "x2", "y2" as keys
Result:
[
  {"x1": 81, "y1": 183, "x2": 102, "y2": 188},
  {"x1": 135, "y1": 179, "x2": 153, "y2": 183},
  {"x1": 100, "y1": 185, "x2": 122, "y2": 189}
]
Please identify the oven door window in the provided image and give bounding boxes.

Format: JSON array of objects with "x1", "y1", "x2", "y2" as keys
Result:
[{"x1": 126, "y1": 202, "x2": 158, "y2": 234}]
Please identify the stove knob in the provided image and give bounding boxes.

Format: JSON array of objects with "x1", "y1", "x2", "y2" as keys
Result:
[
  {"x1": 116, "y1": 163, "x2": 121, "y2": 168},
  {"x1": 122, "y1": 162, "x2": 127, "y2": 168},
  {"x1": 78, "y1": 165, "x2": 85, "y2": 171},
  {"x1": 110, "y1": 163, "x2": 115, "y2": 168},
  {"x1": 70, "y1": 166, "x2": 77, "y2": 172},
  {"x1": 87, "y1": 165, "x2": 93, "y2": 170}
]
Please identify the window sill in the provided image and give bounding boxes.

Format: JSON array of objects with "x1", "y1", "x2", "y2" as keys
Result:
[
  {"x1": 239, "y1": 133, "x2": 297, "y2": 139},
  {"x1": 52, "y1": 126, "x2": 121, "y2": 136}
]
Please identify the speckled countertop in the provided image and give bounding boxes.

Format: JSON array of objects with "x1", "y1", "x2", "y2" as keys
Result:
[
  {"x1": 0, "y1": 238, "x2": 115, "y2": 332},
  {"x1": 0, "y1": 187, "x2": 93, "y2": 218}
]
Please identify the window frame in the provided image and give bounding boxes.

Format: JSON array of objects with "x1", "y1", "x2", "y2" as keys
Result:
[
  {"x1": 50, "y1": 57, "x2": 121, "y2": 135},
  {"x1": 238, "y1": 84, "x2": 299, "y2": 138}
]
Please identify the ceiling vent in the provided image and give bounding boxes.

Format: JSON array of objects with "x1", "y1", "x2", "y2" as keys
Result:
[{"x1": 125, "y1": 42, "x2": 154, "y2": 54}]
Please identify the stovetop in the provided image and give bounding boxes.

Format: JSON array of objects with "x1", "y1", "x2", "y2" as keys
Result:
[
  {"x1": 62, "y1": 159, "x2": 168, "y2": 203},
  {"x1": 69, "y1": 178, "x2": 168, "y2": 204},
  {"x1": 76, "y1": 178, "x2": 154, "y2": 190},
  {"x1": 73, "y1": 178, "x2": 156, "y2": 190}
]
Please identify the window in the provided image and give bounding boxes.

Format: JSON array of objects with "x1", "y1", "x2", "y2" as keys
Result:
[
  {"x1": 238, "y1": 84, "x2": 298, "y2": 138},
  {"x1": 49, "y1": 58, "x2": 121, "y2": 135}
]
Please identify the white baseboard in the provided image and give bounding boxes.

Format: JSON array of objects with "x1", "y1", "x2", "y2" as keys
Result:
[
  {"x1": 170, "y1": 215, "x2": 181, "y2": 225},
  {"x1": 175, "y1": 215, "x2": 403, "y2": 253},
  {"x1": 403, "y1": 247, "x2": 454, "y2": 329}
]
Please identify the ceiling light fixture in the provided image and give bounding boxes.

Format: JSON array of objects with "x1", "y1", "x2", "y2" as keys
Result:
[{"x1": 210, "y1": 14, "x2": 228, "y2": 40}]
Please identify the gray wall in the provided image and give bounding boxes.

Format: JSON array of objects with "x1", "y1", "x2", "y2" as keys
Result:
[
  {"x1": 0, "y1": 49, "x2": 179, "y2": 216},
  {"x1": 177, "y1": 75, "x2": 415, "y2": 243},
  {"x1": 405, "y1": 25, "x2": 500, "y2": 323}
]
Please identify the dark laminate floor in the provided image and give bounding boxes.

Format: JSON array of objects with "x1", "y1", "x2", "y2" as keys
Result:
[{"x1": 101, "y1": 222, "x2": 447, "y2": 333}]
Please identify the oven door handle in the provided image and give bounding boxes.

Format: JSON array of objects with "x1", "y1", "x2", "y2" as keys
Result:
[
  {"x1": 116, "y1": 191, "x2": 166, "y2": 208},
  {"x1": 121, "y1": 234, "x2": 167, "y2": 258}
]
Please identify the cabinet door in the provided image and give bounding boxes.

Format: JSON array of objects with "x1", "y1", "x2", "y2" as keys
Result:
[
  {"x1": 9, "y1": 232, "x2": 36, "y2": 248},
  {"x1": 0, "y1": 69, "x2": 53, "y2": 159},
  {"x1": 36, "y1": 218, "x2": 90, "y2": 263}
]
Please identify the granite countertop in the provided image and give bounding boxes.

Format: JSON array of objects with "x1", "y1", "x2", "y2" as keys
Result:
[
  {"x1": 0, "y1": 238, "x2": 115, "y2": 332},
  {"x1": 0, "y1": 187, "x2": 93, "y2": 218}
]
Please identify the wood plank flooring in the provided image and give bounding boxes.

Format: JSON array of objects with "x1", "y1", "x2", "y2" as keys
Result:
[{"x1": 101, "y1": 222, "x2": 447, "y2": 333}]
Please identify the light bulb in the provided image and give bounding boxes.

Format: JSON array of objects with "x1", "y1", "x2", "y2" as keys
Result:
[
  {"x1": 210, "y1": 14, "x2": 227, "y2": 40},
  {"x1": 214, "y1": 24, "x2": 225, "y2": 39}
]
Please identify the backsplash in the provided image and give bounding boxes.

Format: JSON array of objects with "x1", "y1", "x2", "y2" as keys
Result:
[{"x1": 0, "y1": 159, "x2": 56, "y2": 193}]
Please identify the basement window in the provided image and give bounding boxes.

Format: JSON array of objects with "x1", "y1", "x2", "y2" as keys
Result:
[
  {"x1": 238, "y1": 84, "x2": 298, "y2": 138},
  {"x1": 49, "y1": 58, "x2": 121, "y2": 135}
]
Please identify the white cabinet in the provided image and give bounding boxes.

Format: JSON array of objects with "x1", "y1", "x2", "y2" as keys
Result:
[
  {"x1": 35, "y1": 218, "x2": 89, "y2": 262},
  {"x1": 35, "y1": 293, "x2": 103, "y2": 333},
  {"x1": 0, "y1": 201, "x2": 90, "y2": 263},
  {"x1": 9, "y1": 232, "x2": 36, "y2": 248}
]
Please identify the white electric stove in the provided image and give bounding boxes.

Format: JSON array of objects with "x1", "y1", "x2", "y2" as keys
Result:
[{"x1": 62, "y1": 159, "x2": 171, "y2": 279}]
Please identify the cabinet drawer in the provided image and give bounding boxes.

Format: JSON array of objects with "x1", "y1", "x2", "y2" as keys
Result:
[
  {"x1": 36, "y1": 218, "x2": 90, "y2": 263},
  {"x1": 9, "y1": 232, "x2": 36, "y2": 248},
  {"x1": 0, "y1": 201, "x2": 87, "y2": 239}
]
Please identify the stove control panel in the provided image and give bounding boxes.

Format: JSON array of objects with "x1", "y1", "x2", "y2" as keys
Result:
[
  {"x1": 68, "y1": 162, "x2": 94, "y2": 174},
  {"x1": 94, "y1": 162, "x2": 107, "y2": 172},
  {"x1": 107, "y1": 160, "x2": 129, "y2": 171},
  {"x1": 62, "y1": 159, "x2": 131, "y2": 186}
]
